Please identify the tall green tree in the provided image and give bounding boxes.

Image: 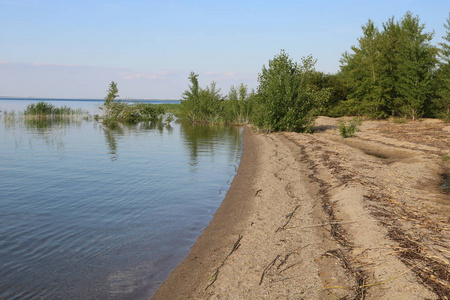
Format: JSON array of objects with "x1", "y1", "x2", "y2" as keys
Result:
[
  {"x1": 341, "y1": 20, "x2": 384, "y2": 117},
  {"x1": 104, "y1": 81, "x2": 119, "y2": 107},
  {"x1": 252, "y1": 50, "x2": 329, "y2": 132},
  {"x1": 436, "y1": 13, "x2": 450, "y2": 119},
  {"x1": 396, "y1": 12, "x2": 437, "y2": 119},
  {"x1": 340, "y1": 12, "x2": 438, "y2": 119}
]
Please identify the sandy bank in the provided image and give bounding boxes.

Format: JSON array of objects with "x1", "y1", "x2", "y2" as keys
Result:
[{"x1": 152, "y1": 118, "x2": 450, "y2": 299}]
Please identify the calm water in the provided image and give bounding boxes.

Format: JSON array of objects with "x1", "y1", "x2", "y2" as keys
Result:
[{"x1": 0, "y1": 100, "x2": 242, "y2": 299}]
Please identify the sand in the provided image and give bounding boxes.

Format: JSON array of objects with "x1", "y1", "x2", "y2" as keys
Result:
[{"x1": 152, "y1": 118, "x2": 450, "y2": 299}]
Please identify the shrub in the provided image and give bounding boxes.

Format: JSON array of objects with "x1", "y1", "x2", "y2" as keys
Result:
[
  {"x1": 252, "y1": 50, "x2": 329, "y2": 132},
  {"x1": 339, "y1": 117, "x2": 363, "y2": 138},
  {"x1": 180, "y1": 72, "x2": 223, "y2": 123},
  {"x1": 222, "y1": 84, "x2": 256, "y2": 125}
]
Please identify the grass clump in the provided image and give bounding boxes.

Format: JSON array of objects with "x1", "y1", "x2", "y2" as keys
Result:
[
  {"x1": 339, "y1": 117, "x2": 363, "y2": 138},
  {"x1": 442, "y1": 152, "x2": 450, "y2": 162},
  {"x1": 24, "y1": 102, "x2": 85, "y2": 117}
]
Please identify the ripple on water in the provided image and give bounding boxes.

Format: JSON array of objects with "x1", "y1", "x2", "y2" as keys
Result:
[{"x1": 0, "y1": 116, "x2": 242, "y2": 299}]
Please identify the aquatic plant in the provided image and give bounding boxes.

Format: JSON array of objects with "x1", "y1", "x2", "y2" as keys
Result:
[
  {"x1": 24, "y1": 102, "x2": 85, "y2": 117},
  {"x1": 100, "y1": 81, "x2": 167, "y2": 128}
]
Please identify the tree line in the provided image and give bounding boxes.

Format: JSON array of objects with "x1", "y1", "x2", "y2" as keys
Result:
[{"x1": 180, "y1": 11, "x2": 450, "y2": 132}]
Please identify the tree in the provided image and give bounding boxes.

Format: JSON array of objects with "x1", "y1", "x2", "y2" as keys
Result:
[
  {"x1": 180, "y1": 72, "x2": 223, "y2": 123},
  {"x1": 340, "y1": 12, "x2": 438, "y2": 119},
  {"x1": 104, "y1": 81, "x2": 119, "y2": 107},
  {"x1": 396, "y1": 12, "x2": 437, "y2": 120},
  {"x1": 223, "y1": 83, "x2": 255, "y2": 124},
  {"x1": 341, "y1": 19, "x2": 385, "y2": 117},
  {"x1": 436, "y1": 13, "x2": 450, "y2": 119},
  {"x1": 252, "y1": 50, "x2": 328, "y2": 132}
]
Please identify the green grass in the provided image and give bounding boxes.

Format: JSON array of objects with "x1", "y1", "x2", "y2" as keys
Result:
[
  {"x1": 442, "y1": 152, "x2": 449, "y2": 162},
  {"x1": 153, "y1": 103, "x2": 182, "y2": 115},
  {"x1": 339, "y1": 117, "x2": 363, "y2": 138},
  {"x1": 393, "y1": 117, "x2": 407, "y2": 123},
  {"x1": 24, "y1": 102, "x2": 86, "y2": 117}
]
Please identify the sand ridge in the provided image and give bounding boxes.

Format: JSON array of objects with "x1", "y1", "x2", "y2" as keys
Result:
[{"x1": 152, "y1": 118, "x2": 449, "y2": 299}]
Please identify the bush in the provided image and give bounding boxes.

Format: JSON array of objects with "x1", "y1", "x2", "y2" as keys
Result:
[
  {"x1": 180, "y1": 72, "x2": 223, "y2": 123},
  {"x1": 252, "y1": 50, "x2": 329, "y2": 132},
  {"x1": 222, "y1": 84, "x2": 256, "y2": 125}
]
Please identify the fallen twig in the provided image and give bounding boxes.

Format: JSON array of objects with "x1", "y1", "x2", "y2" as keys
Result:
[
  {"x1": 259, "y1": 255, "x2": 281, "y2": 285},
  {"x1": 289, "y1": 220, "x2": 359, "y2": 230},
  {"x1": 206, "y1": 234, "x2": 243, "y2": 290},
  {"x1": 276, "y1": 205, "x2": 301, "y2": 232}
]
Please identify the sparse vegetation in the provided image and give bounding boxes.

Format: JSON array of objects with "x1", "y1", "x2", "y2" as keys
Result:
[
  {"x1": 339, "y1": 117, "x2": 363, "y2": 138},
  {"x1": 443, "y1": 152, "x2": 449, "y2": 162},
  {"x1": 393, "y1": 117, "x2": 407, "y2": 124}
]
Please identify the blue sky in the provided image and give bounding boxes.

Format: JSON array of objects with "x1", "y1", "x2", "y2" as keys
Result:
[{"x1": 1, "y1": 0, "x2": 449, "y2": 99}]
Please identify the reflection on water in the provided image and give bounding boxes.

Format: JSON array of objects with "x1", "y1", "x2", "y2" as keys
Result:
[
  {"x1": 102, "y1": 121, "x2": 174, "y2": 161},
  {"x1": 180, "y1": 122, "x2": 243, "y2": 169},
  {"x1": 23, "y1": 116, "x2": 87, "y2": 129},
  {"x1": 0, "y1": 107, "x2": 242, "y2": 299}
]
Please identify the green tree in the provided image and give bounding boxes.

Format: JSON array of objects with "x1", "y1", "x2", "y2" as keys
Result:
[
  {"x1": 396, "y1": 12, "x2": 437, "y2": 120},
  {"x1": 223, "y1": 83, "x2": 255, "y2": 124},
  {"x1": 436, "y1": 13, "x2": 450, "y2": 119},
  {"x1": 180, "y1": 72, "x2": 223, "y2": 123},
  {"x1": 252, "y1": 50, "x2": 328, "y2": 132},
  {"x1": 104, "y1": 81, "x2": 119, "y2": 107},
  {"x1": 340, "y1": 12, "x2": 438, "y2": 119},
  {"x1": 341, "y1": 20, "x2": 384, "y2": 117}
]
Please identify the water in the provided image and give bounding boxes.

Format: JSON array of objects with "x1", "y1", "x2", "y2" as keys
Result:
[
  {"x1": 0, "y1": 100, "x2": 242, "y2": 299},
  {"x1": 0, "y1": 97, "x2": 181, "y2": 116},
  {"x1": 443, "y1": 174, "x2": 449, "y2": 193}
]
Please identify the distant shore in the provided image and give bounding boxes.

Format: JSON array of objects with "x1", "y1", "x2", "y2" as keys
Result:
[
  {"x1": 0, "y1": 96, "x2": 181, "y2": 102},
  {"x1": 152, "y1": 118, "x2": 449, "y2": 299}
]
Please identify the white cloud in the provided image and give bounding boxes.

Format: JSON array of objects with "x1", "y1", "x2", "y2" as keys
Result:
[
  {"x1": 0, "y1": 61, "x2": 184, "y2": 99},
  {"x1": 203, "y1": 71, "x2": 241, "y2": 80},
  {"x1": 121, "y1": 71, "x2": 170, "y2": 80}
]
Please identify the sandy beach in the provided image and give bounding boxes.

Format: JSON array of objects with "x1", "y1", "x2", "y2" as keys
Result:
[{"x1": 152, "y1": 117, "x2": 450, "y2": 299}]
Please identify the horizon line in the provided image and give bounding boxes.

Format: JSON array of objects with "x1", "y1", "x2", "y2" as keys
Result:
[{"x1": 0, "y1": 96, "x2": 181, "y2": 101}]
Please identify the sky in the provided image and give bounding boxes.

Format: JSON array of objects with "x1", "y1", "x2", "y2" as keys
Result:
[{"x1": 0, "y1": 0, "x2": 449, "y2": 99}]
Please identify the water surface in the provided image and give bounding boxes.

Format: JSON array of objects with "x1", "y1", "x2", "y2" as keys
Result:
[{"x1": 0, "y1": 100, "x2": 242, "y2": 299}]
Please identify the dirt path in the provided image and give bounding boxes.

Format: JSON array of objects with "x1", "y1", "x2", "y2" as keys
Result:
[{"x1": 152, "y1": 118, "x2": 450, "y2": 299}]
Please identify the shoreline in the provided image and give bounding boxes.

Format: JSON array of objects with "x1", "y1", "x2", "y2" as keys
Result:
[
  {"x1": 152, "y1": 118, "x2": 450, "y2": 299},
  {"x1": 151, "y1": 126, "x2": 260, "y2": 299}
]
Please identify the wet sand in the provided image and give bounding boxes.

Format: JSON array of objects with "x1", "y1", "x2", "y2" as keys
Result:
[{"x1": 152, "y1": 118, "x2": 450, "y2": 299}]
